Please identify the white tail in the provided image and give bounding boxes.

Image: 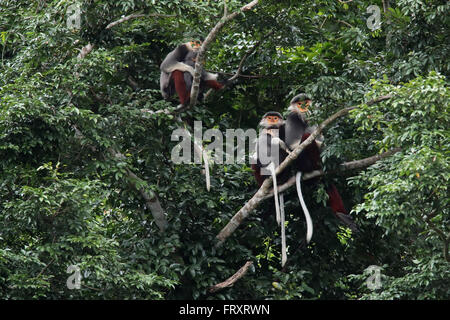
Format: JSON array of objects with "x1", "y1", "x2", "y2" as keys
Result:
[
  {"x1": 268, "y1": 162, "x2": 281, "y2": 225},
  {"x1": 280, "y1": 193, "x2": 287, "y2": 267},
  {"x1": 296, "y1": 171, "x2": 313, "y2": 243},
  {"x1": 203, "y1": 150, "x2": 211, "y2": 192}
]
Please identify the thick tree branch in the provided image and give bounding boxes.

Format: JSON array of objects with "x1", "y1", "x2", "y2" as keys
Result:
[
  {"x1": 188, "y1": 0, "x2": 259, "y2": 109},
  {"x1": 77, "y1": 43, "x2": 94, "y2": 59},
  {"x1": 108, "y1": 149, "x2": 168, "y2": 232},
  {"x1": 215, "y1": 95, "x2": 393, "y2": 246},
  {"x1": 77, "y1": 52, "x2": 168, "y2": 232},
  {"x1": 262, "y1": 148, "x2": 402, "y2": 201},
  {"x1": 208, "y1": 261, "x2": 253, "y2": 293}
]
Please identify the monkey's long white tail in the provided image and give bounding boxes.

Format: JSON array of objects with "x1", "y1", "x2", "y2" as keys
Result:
[
  {"x1": 280, "y1": 193, "x2": 287, "y2": 267},
  {"x1": 203, "y1": 150, "x2": 211, "y2": 192},
  {"x1": 269, "y1": 162, "x2": 281, "y2": 225},
  {"x1": 296, "y1": 171, "x2": 313, "y2": 243}
]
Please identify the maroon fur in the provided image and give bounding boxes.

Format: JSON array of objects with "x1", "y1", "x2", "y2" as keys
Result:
[{"x1": 172, "y1": 70, "x2": 190, "y2": 105}]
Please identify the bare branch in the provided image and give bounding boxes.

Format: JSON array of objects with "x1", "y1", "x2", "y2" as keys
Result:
[
  {"x1": 215, "y1": 95, "x2": 393, "y2": 246},
  {"x1": 341, "y1": 147, "x2": 401, "y2": 170},
  {"x1": 108, "y1": 148, "x2": 168, "y2": 232},
  {"x1": 77, "y1": 13, "x2": 173, "y2": 59},
  {"x1": 204, "y1": 31, "x2": 272, "y2": 101},
  {"x1": 105, "y1": 13, "x2": 175, "y2": 30},
  {"x1": 208, "y1": 261, "x2": 253, "y2": 293},
  {"x1": 262, "y1": 148, "x2": 402, "y2": 201},
  {"x1": 77, "y1": 43, "x2": 94, "y2": 59},
  {"x1": 188, "y1": 0, "x2": 260, "y2": 109}
]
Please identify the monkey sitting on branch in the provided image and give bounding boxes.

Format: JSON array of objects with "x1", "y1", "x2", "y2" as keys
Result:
[
  {"x1": 160, "y1": 35, "x2": 225, "y2": 106},
  {"x1": 284, "y1": 93, "x2": 358, "y2": 234}
]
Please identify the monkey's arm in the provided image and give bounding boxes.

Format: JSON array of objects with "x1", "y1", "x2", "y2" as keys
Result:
[{"x1": 271, "y1": 137, "x2": 291, "y2": 155}]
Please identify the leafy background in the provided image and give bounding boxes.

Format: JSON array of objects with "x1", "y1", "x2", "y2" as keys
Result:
[{"x1": 0, "y1": 0, "x2": 448, "y2": 299}]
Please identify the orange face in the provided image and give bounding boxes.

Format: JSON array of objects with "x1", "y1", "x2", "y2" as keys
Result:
[
  {"x1": 266, "y1": 115, "x2": 281, "y2": 124},
  {"x1": 190, "y1": 40, "x2": 202, "y2": 50},
  {"x1": 296, "y1": 100, "x2": 311, "y2": 112}
]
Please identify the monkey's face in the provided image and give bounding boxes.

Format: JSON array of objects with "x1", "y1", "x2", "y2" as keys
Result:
[
  {"x1": 289, "y1": 100, "x2": 312, "y2": 115},
  {"x1": 188, "y1": 40, "x2": 202, "y2": 51},
  {"x1": 260, "y1": 115, "x2": 283, "y2": 128}
]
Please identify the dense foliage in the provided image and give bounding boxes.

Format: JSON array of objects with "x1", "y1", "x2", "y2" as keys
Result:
[{"x1": 0, "y1": 0, "x2": 448, "y2": 299}]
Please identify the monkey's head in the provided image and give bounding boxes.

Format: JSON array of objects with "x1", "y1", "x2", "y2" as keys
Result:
[
  {"x1": 288, "y1": 93, "x2": 312, "y2": 115},
  {"x1": 260, "y1": 111, "x2": 284, "y2": 129}
]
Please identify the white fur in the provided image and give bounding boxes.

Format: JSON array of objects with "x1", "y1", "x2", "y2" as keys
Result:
[
  {"x1": 296, "y1": 171, "x2": 313, "y2": 243},
  {"x1": 164, "y1": 62, "x2": 195, "y2": 76},
  {"x1": 202, "y1": 150, "x2": 211, "y2": 192},
  {"x1": 203, "y1": 72, "x2": 218, "y2": 81},
  {"x1": 280, "y1": 193, "x2": 287, "y2": 267},
  {"x1": 268, "y1": 162, "x2": 281, "y2": 226}
]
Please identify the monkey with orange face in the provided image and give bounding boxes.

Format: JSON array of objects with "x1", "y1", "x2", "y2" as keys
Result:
[
  {"x1": 284, "y1": 93, "x2": 358, "y2": 234},
  {"x1": 252, "y1": 111, "x2": 291, "y2": 267}
]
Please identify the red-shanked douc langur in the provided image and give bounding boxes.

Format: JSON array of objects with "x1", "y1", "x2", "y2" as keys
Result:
[
  {"x1": 284, "y1": 93, "x2": 358, "y2": 235},
  {"x1": 160, "y1": 37, "x2": 224, "y2": 106}
]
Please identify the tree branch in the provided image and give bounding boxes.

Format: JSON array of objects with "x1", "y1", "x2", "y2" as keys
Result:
[
  {"x1": 77, "y1": 43, "x2": 94, "y2": 59},
  {"x1": 262, "y1": 148, "x2": 402, "y2": 201},
  {"x1": 108, "y1": 149, "x2": 168, "y2": 232},
  {"x1": 188, "y1": 0, "x2": 260, "y2": 109},
  {"x1": 78, "y1": 13, "x2": 174, "y2": 59},
  {"x1": 208, "y1": 261, "x2": 253, "y2": 293},
  {"x1": 76, "y1": 53, "x2": 168, "y2": 232},
  {"x1": 105, "y1": 13, "x2": 175, "y2": 30},
  {"x1": 215, "y1": 95, "x2": 393, "y2": 246},
  {"x1": 203, "y1": 30, "x2": 273, "y2": 102}
]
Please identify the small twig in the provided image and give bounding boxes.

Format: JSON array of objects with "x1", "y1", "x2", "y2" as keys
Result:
[
  {"x1": 36, "y1": 258, "x2": 56, "y2": 278},
  {"x1": 105, "y1": 13, "x2": 176, "y2": 29},
  {"x1": 337, "y1": 20, "x2": 354, "y2": 28},
  {"x1": 208, "y1": 261, "x2": 253, "y2": 293},
  {"x1": 204, "y1": 30, "x2": 273, "y2": 101}
]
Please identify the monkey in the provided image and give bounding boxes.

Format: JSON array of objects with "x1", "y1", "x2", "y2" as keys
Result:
[
  {"x1": 160, "y1": 38, "x2": 224, "y2": 106},
  {"x1": 284, "y1": 93, "x2": 358, "y2": 236},
  {"x1": 251, "y1": 111, "x2": 291, "y2": 266}
]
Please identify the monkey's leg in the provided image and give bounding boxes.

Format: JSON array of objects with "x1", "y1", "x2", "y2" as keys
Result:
[
  {"x1": 327, "y1": 184, "x2": 359, "y2": 233},
  {"x1": 172, "y1": 70, "x2": 190, "y2": 105},
  {"x1": 327, "y1": 184, "x2": 347, "y2": 214}
]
